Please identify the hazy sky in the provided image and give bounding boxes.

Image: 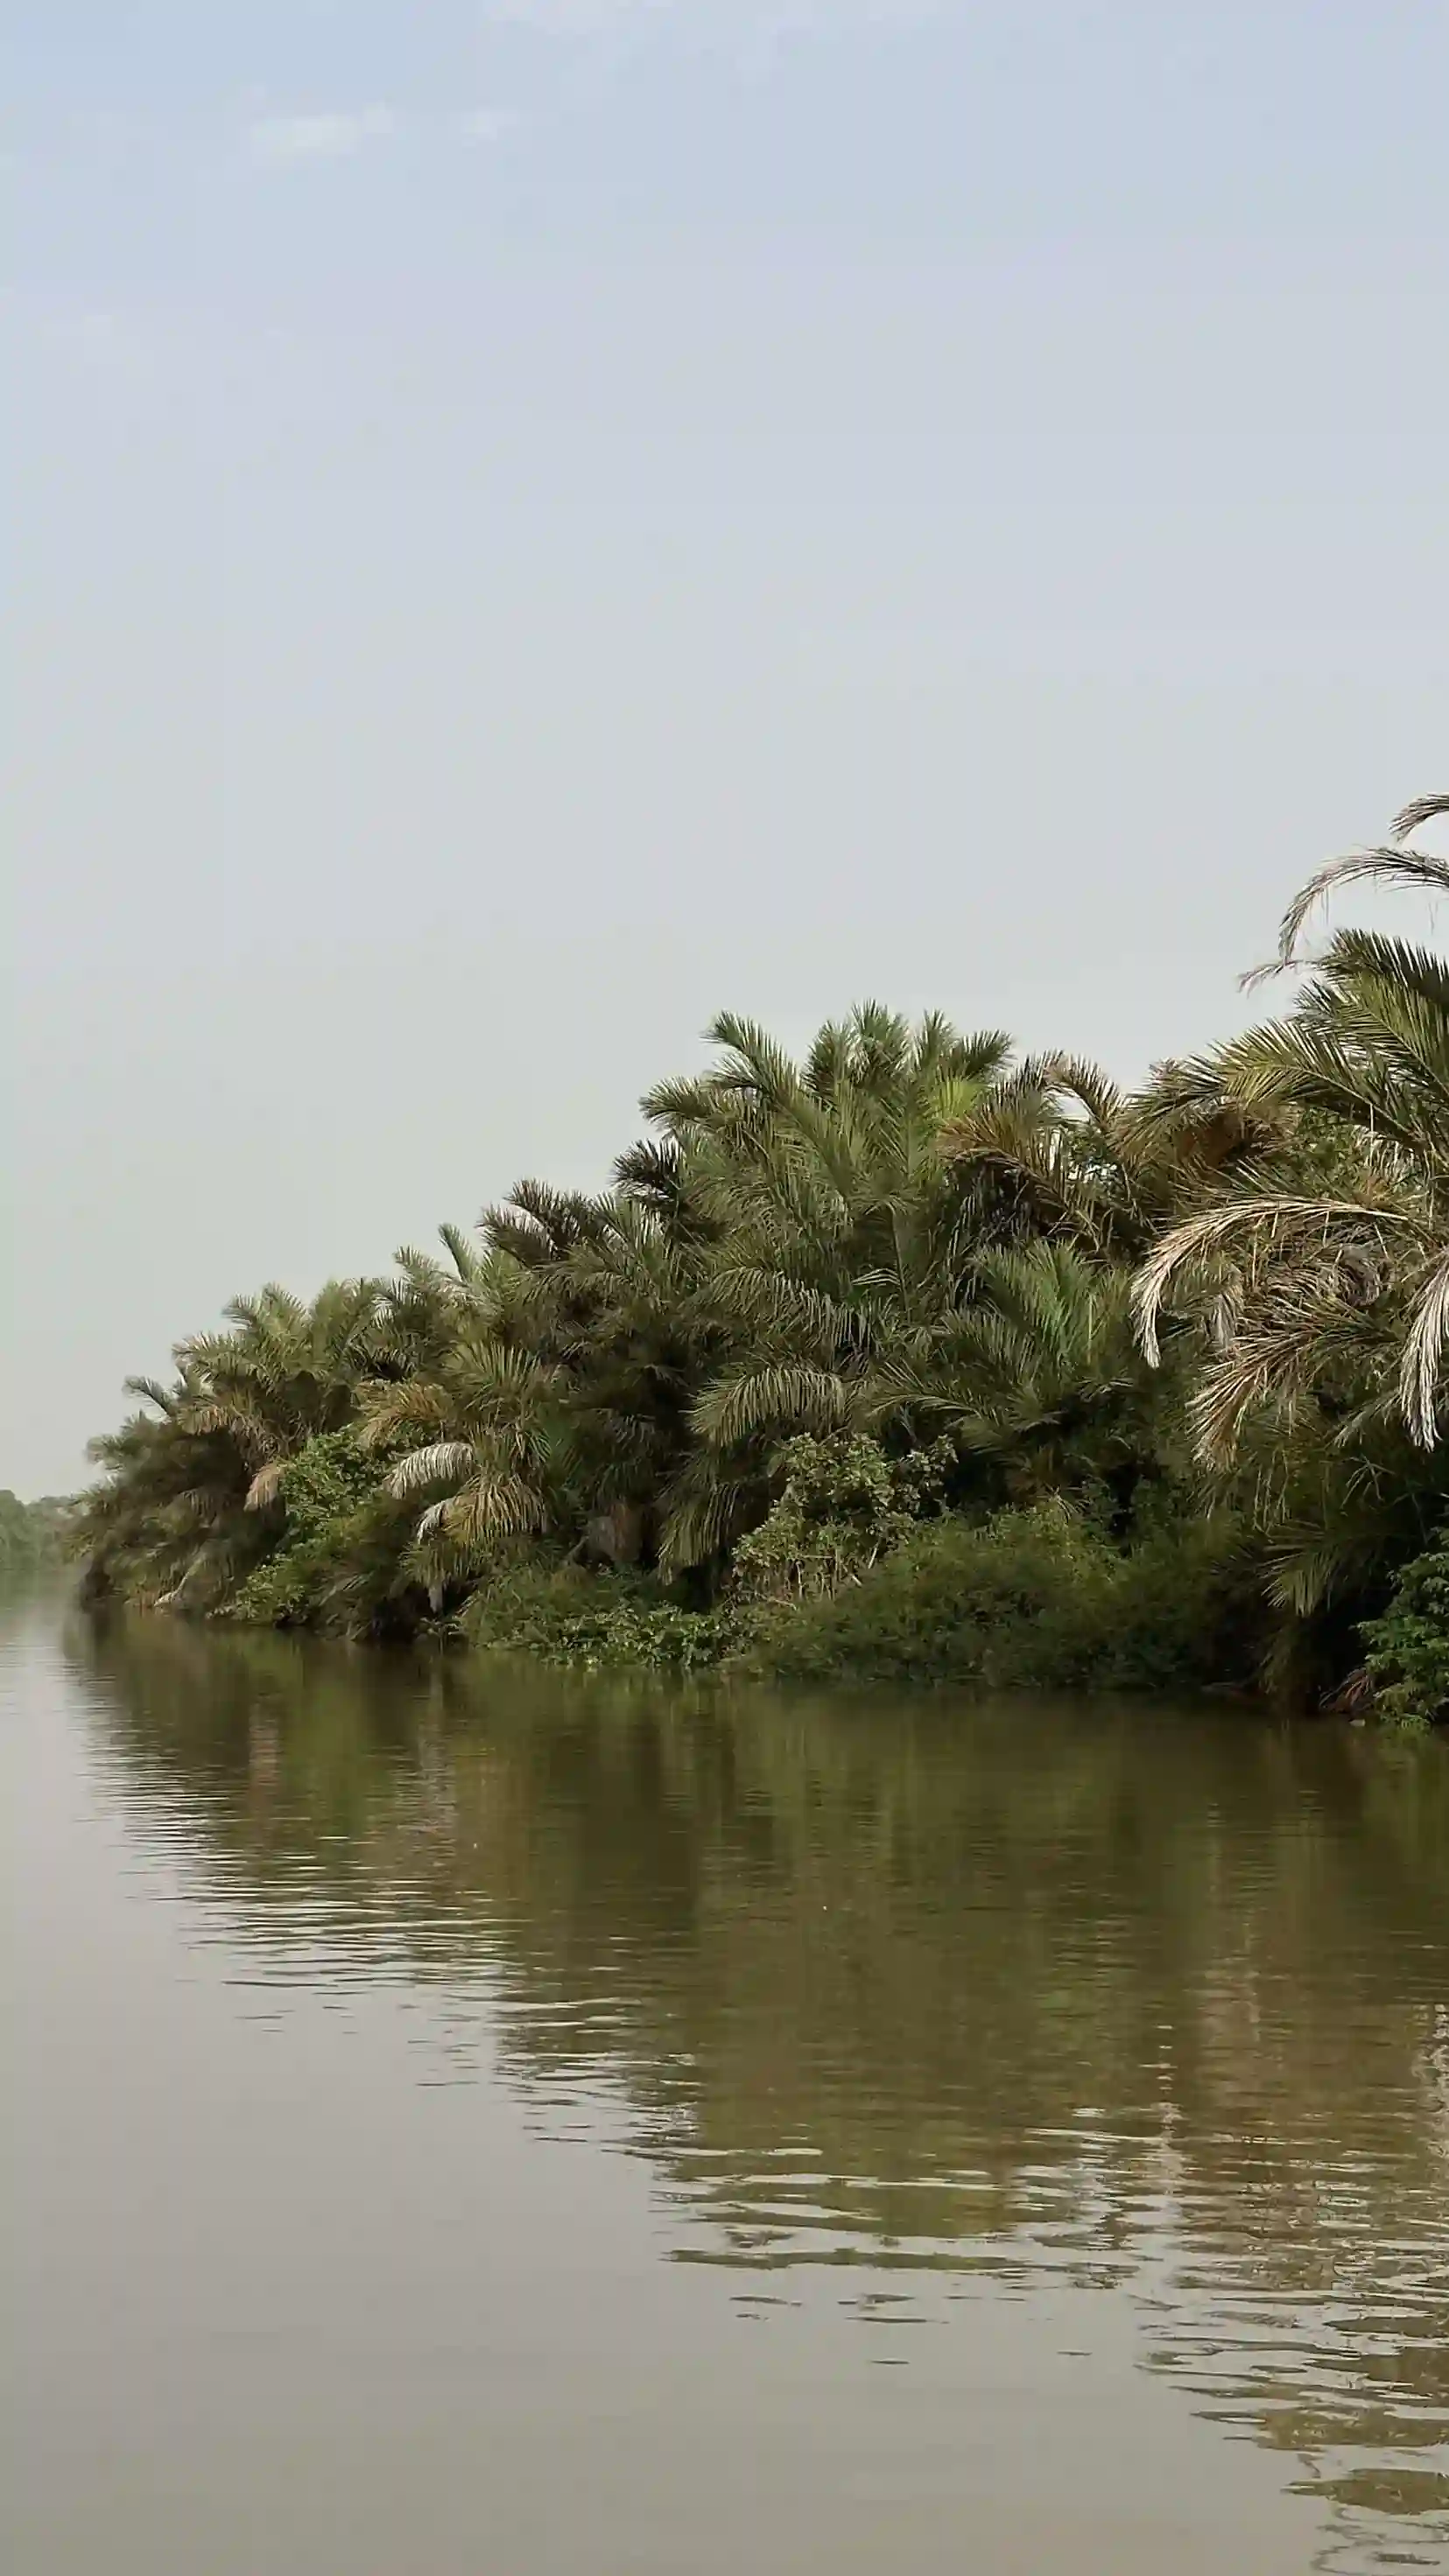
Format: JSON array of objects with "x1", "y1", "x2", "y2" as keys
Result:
[{"x1": 7, "y1": 2, "x2": 1448, "y2": 1494}]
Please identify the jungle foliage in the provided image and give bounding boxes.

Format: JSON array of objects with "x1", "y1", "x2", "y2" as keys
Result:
[
  {"x1": 0, "y1": 1491, "x2": 70, "y2": 1575},
  {"x1": 70, "y1": 795, "x2": 1449, "y2": 1717}
]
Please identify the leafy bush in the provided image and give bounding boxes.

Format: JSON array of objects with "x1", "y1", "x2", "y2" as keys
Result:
[
  {"x1": 461, "y1": 1561, "x2": 730, "y2": 1671},
  {"x1": 226, "y1": 1430, "x2": 419, "y2": 1634},
  {"x1": 1361, "y1": 1530, "x2": 1449, "y2": 1729},
  {"x1": 745, "y1": 1499, "x2": 1260, "y2": 1693},
  {"x1": 730, "y1": 1432, "x2": 953, "y2": 1607}
]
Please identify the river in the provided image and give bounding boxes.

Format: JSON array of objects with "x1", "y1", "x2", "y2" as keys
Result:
[{"x1": 4, "y1": 1590, "x2": 1449, "y2": 2572}]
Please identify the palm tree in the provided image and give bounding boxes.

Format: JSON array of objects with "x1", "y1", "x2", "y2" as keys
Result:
[
  {"x1": 1134, "y1": 793, "x2": 1449, "y2": 1624},
  {"x1": 359, "y1": 1243, "x2": 566, "y2": 1589},
  {"x1": 871, "y1": 1239, "x2": 1165, "y2": 1515},
  {"x1": 629, "y1": 1009, "x2": 1185, "y2": 1566},
  {"x1": 176, "y1": 1277, "x2": 385, "y2": 1507},
  {"x1": 362, "y1": 1181, "x2": 724, "y2": 1584},
  {"x1": 365, "y1": 1225, "x2": 496, "y2": 1380},
  {"x1": 630, "y1": 1010, "x2": 1002, "y2": 1559},
  {"x1": 73, "y1": 1280, "x2": 388, "y2": 1608},
  {"x1": 73, "y1": 1366, "x2": 258, "y2": 1608}
]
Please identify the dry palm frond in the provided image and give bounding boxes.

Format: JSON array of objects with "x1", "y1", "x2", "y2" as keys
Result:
[
  {"x1": 1246, "y1": 794, "x2": 1449, "y2": 986},
  {"x1": 1134, "y1": 1197, "x2": 1423, "y2": 1367}
]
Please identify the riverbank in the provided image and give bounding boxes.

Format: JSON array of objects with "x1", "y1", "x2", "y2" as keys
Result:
[
  {"x1": 455, "y1": 1500, "x2": 1263, "y2": 1695},
  {"x1": 67, "y1": 804, "x2": 1449, "y2": 1726},
  {"x1": 71, "y1": 1413, "x2": 1449, "y2": 1719}
]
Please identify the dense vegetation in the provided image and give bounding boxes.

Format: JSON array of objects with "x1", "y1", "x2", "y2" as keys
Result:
[
  {"x1": 73, "y1": 795, "x2": 1449, "y2": 1718},
  {"x1": 0, "y1": 1491, "x2": 71, "y2": 1575}
]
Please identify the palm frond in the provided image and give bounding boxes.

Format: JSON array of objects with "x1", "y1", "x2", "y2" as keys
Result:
[
  {"x1": 387, "y1": 1442, "x2": 478, "y2": 1499},
  {"x1": 1399, "y1": 1245, "x2": 1449, "y2": 1447},
  {"x1": 1247, "y1": 838, "x2": 1449, "y2": 986}
]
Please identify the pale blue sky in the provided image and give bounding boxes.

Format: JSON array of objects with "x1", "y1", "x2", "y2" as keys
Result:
[{"x1": 7, "y1": 2, "x2": 1448, "y2": 1492}]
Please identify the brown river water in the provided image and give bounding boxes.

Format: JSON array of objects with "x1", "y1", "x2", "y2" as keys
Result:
[{"x1": 4, "y1": 1590, "x2": 1449, "y2": 2573}]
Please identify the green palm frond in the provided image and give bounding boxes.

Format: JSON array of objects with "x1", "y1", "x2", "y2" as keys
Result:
[{"x1": 693, "y1": 1363, "x2": 855, "y2": 1448}]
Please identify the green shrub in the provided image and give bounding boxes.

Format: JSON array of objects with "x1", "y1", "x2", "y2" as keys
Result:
[
  {"x1": 454, "y1": 1485, "x2": 1260, "y2": 1693},
  {"x1": 731, "y1": 1432, "x2": 953, "y2": 1606},
  {"x1": 1361, "y1": 1529, "x2": 1449, "y2": 1729},
  {"x1": 744, "y1": 1499, "x2": 1259, "y2": 1694},
  {"x1": 226, "y1": 1430, "x2": 412, "y2": 1632},
  {"x1": 461, "y1": 1561, "x2": 730, "y2": 1672}
]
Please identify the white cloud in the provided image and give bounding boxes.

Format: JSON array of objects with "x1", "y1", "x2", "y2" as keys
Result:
[
  {"x1": 459, "y1": 107, "x2": 524, "y2": 143},
  {"x1": 248, "y1": 106, "x2": 395, "y2": 162}
]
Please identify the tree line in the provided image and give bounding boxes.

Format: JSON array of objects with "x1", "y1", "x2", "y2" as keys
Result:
[
  {"x1": 72, "y1": 795, "x2": 1449, "y2": 1716},
  {"x1": 0, "y1": 1491, "x2": 70, "y2": 1575}
]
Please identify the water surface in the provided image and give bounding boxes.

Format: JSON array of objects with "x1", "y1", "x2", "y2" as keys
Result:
[{"x1": 4, "y1": 1595, "x2": 1449, "y2": 2573}]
